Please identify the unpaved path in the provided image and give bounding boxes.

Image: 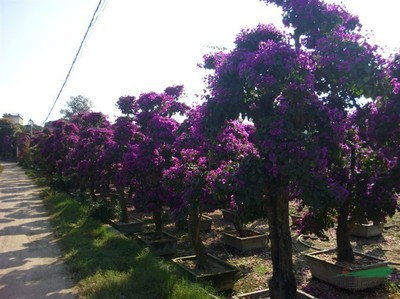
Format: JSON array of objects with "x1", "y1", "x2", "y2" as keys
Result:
[{"x1": 0, "y1": 162, "x2": 78, "y2": 299}]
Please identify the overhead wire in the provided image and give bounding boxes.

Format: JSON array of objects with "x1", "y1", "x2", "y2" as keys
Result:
[{"x1": 41, "y1": 0, "x2": 107, "y2": 126}]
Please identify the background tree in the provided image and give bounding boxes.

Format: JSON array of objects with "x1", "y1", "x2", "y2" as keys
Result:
[
  {"x1": 60, "y1": 95, "x2": 92, "y2": 119},
  {"x1": 0, "y1": 119, "x2": 19, "y2": 160}
]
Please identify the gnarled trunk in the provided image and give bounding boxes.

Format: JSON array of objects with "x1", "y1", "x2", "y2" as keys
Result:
[
  {"x1": 266, "y1": 177, "x2": 297, "y2": 299},
  {"x1": 188, "y1": 209, "x2": 208, "y2": 269},
  {"x1": 336, "y1": 200, "x2": 354, "y2": 262},
  {"x1": 232, "y1": 211, "x2": 247, "y2": 238},
  {"x1": 153, "y1": 208, "x2": 163, "y2": 235},
  {"x1": 336, "y1": 144, "x2": 356, "y2": 262},
  {"x1": 117, "y1": 186, "x2": 129, "y2": 223}
]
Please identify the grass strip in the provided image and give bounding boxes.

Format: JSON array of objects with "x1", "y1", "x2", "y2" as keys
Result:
[{"x1": 40, "y1": 190, "x2": 218, "y2": 299}]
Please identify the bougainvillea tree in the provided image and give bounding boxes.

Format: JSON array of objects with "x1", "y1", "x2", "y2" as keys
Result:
[
  {"x1": 261, "y1": 0, "x2": 398, "y2": 266},
  {"x1": 162, "y1": 104, "x2": 218, "y2": 268},
  {"x1": 164, "y1": 103, "x2": 275, "y2": 269},
  {"x1": 120, "y1": 86, "x2": 188, "y2": 235},
  {"x1": 97, "y1": 114, "x2": 143, "y2": 223},
  {"x1": 67, "y1": 112, "x2": 112, "y2": 198},
  {"x1": 37, "y1": 119, "x2": 79, "y2": 190},
  {"x1": 200, "y1": 12, "x2": 363, "y2": 298},
  {"x1": 206, "y1": 120, "x2": 262, "y2": 237}
]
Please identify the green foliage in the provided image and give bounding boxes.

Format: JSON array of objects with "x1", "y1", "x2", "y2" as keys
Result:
[
  {"x1": 85, "y1": 197, "x2": 120, "y2": 222},
  {"x1": 0, "y1": 118, "x2": 23, "y2": 160},
  {"x1": 60, "y1": 95, "x2": 92, "y2": 119},
  {"x1": 48, "y1": 175, "x2": 74, "y2": 192}
]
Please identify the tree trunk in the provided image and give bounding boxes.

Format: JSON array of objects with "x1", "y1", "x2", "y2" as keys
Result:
[
  {"x1": 336, "y1": 144, "x2": 356, "y2": 262},
  {"x1": 89, "y1": 180, "x2": 96, "y2": 199},
  {"x1": 188, "y1": 209, "x2": 208, "y2": 269},
  {"x1": 128, "y1": 185, "x2": 134, "y2": 199},
  {"x1": 232, "y1": 211, "x2": 247, "y2": 238},
  {"x1": 266, "y1": 178, "x2": 297, "y2": 299},
  {"x1": 117, "y1": 187, "x2": 129, "y2": 223},
  {"x1": 336, "y1": 200, "x2": 354, "y2": 262},
  {"x1": 153, "y1": 208, "x2": 163, "y2": 235}
]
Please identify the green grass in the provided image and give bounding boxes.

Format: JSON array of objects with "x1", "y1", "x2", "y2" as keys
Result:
[
  {"x1": 40, "y1": 190, "x2": 218, "y2": 299},
  {"x1": 0, "y1": 164, "x2": 4, "y2": 175}
]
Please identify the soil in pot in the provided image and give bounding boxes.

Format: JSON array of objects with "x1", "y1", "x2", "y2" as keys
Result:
[
  {"x1": 109, "y1": 216, "x2": 143, "y2": 235},
  {"x1": 134, "y1": 231, "x2": 177, "y2": 256},
  {"x1": 172, "y1": 254, "x2": 239, "y2": 291}
]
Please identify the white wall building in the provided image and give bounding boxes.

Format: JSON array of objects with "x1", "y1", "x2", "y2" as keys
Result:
[{"x1": 2, "y1": 113, "x2": 24, "y2": 125}]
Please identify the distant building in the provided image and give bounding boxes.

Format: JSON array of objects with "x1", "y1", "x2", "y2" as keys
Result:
[{"x1": 2, "y1": 113, "x2": 23, "y2": 125}]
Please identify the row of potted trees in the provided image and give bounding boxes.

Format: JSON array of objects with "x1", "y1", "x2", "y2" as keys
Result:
[{"x1": 19, "y1": 0, "x2": 400, "y2": 297}]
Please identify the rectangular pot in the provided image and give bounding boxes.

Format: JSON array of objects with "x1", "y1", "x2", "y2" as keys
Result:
[
  {"x1": 109, "y1": 217, "x2": 143, "y2": 235},
  {"x1": 222, "y1": 229, "x2": 268, "y2": 252},
  {"x1": 134, "y1": 231, "x2": 177, "y2": 256},
  {"x1": 180, "y1": 215, "x2": 213, "y2": 232},
  {"x1": 172, "y1": 254, "x2": 239, "y2": 291},
  {"x1": 349, "y1": 222, "x2": 384, "y2": 238},
  {"x1": 235, "y1": 288, "x2": 317, "y2": 299},
  {"x1": 305, "y1": 249, "x2": 389, "y2": 291}
]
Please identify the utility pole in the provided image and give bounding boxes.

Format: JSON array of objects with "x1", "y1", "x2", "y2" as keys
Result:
[{"x1": 28, "y1": 119, "x2": 34, "y2": 136}]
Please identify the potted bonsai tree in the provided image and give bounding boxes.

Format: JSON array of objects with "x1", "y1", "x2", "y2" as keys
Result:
[
  {"x1": 261, "y1": 0, "x2": 399, "y2": 291},
  {"x1": 206, "y1": 121, "x2": 269, "y2": 252},
  {"x1": 121, "y1": 86, "x2": 188, "y2": 254},
  {"x1": 164, "y1": 105, "x2": 239, "y2": 291},
  {"x1": 201, "y1": 19, "x2": 335, "y2": 297}
]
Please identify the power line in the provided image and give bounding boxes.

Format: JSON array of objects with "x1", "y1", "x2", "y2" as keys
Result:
[{"x1": 41, "y1": 0, "x2": 106, "y2": 126}]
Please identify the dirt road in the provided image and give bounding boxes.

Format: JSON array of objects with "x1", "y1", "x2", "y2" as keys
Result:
[{"x1": 0, "y1": 162, "x2": 78, "y2": 299}]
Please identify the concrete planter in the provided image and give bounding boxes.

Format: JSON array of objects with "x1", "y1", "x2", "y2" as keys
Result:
[
  {"x1": 222, "y1": 229, "x2": 268, "y2": 252},
  {"x1": 305, "y1": 249, "x2": 389, "y2": 291},
  {"x1": 172, "y1": 254, "x2": 239, "y2": 291},
  {"x1": 134, "y1": 231, "x2": 177, "y2": 256},
  {"x1": 234, "y1": 288, "x2": 317, "y2": 299},
  {"x1": 109, "y1": 217, "x2": 143, "y2": 235},
  {"x1": 349, "y1": 222, "x2": 384, "y2": 238}
]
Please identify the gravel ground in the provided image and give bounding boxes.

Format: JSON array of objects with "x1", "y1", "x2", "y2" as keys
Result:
[{"x1": 133, "y1": 206, "x2": 400, "y2": 299}]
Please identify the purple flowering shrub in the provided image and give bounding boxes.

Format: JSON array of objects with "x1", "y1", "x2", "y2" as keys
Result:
[
  {"x1": 120, "y1": 86, "x2": 189, "y2": 233},
  {"x1": 37, "y1": 120, "x2": 80, "y2": 190},
  {"x1": 200, "y1": 0, "x2": 399, "y2": 294},
  {"x1": 262, "y1": 0, "x2": 397, "y2": 264}
]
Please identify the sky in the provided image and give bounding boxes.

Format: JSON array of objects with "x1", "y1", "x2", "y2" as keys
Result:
[{"x1": 1, "y1": 0, "x2": 399, "y2": 126}]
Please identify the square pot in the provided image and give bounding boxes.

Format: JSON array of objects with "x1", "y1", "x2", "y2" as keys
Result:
[
  {"x1": 305, "y1": 249, "x2": 389, "y2": 291},
  {"x1": 172, "y1": 254, "x2": 239, "y2": 291},
  {"x1": 222, "y1": 229, "x2": 268, "y2": 252},
  {"x1": 109, "y1": 217, "x2": 143, "y2": 234},
  {"x1": 134, "y1": 231, "x2": 177, "y2": 256},
  {"x1": 349, "y1": 222, "x2": 384, "y2": 238}
]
